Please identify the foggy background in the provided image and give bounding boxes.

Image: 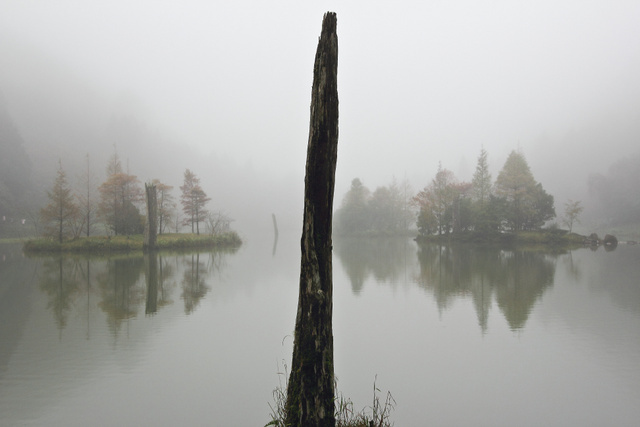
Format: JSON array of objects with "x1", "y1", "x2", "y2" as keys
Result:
[{"x1": 1, "y1": 0, "x2": 639, "y2": 236}]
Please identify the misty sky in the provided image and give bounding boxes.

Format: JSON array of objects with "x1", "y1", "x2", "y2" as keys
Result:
[{"x1": 2, "y1": 1, "x2": 640, "y2": 225}]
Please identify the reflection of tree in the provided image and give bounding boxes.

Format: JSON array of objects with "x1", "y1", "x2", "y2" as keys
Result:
[
  {"x1": 157, "y1": 255, "x2": 176, "y2": 308},
  {"x1": 494, "y1": 251, "x2": 555, "y2": 330},
  {"x1": 39, "y1": 256, "x2": 81, "y2": 331},
  {"x1": 334, "y1": 237, "x2": 411, "y2": 294},
  {"x1": 145, "y1": 254, "x2": 158, "y2": 314},
  {"x1": 415, "y1": 243, "x2": 557, "y2": 331},
  {"x1": 97, "y1": 256, "x2": 145, "y2": 335},
  {"x1": 144, "y1": 253, "x2": 177, "y2": 315},
  {"x1": 181, "y1": 253, "x2": 209, "y2": 314},
  {"x1": 76, "y1": 259, "x2": 96, "y2": 339}
]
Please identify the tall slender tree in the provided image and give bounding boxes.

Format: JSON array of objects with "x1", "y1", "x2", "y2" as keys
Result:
[
  {"x1": 40, "y1": 161, "x2": 79, "y2": 242},
  {"x1": 179, "y1": 169, "x2": 210, "y2": 235},
  {"x1": 494, "y1": 150, "x2": 537, "y2": 231},
  {"x1": 77, "y1": 153, "x2": 99, "y2": 237},
  {"x1": 472, "y1": 146, "x2": 492, "y2": 205},
  {"x1": 151, "y1": 178, "x2": 174, "y2": 234}
]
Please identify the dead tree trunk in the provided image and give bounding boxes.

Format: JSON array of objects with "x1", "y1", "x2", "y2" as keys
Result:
[
  {"x1": 144, "y1": 183, "x2": 157, "y2": 252},
  {"x1": 285, "y1": 12, "x2": 339, "y2": 427}
]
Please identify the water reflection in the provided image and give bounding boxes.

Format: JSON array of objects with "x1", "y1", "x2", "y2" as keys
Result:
[
  {"x1": 335, "y1": 238, "x2": 563, "y2": 332},
  {"x1": 334, "y1": 237, "x2": 412, "y2": 294},
  {"x1": 415, "y1": 244, "x2": 557, "y2": 330},
  {"x1": 39, "y1": 257, "x2": 82, "y2": 331},
  {"x1": 33, "y1": 249, "x2": 235, "y2": 335},
  {"x1": 181, "y1": 253, "x2": 209, "y2": 314}
]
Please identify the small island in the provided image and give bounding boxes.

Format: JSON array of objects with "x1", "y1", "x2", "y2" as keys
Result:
[
  {"x1": 21, "y1": 154, "x2": 241, "y2": 255},
  {"x1": 23, "y1": 231, "x2": 241, "y2": 254}
]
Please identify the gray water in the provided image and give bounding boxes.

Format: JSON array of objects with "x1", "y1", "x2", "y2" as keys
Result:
[{"x1": 1, "y1": 235, "x2": 639, "y2": 426}]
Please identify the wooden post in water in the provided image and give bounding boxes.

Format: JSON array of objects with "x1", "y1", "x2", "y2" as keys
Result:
[
  {"x1": 144, "y1": 183, "x2": 157, "y2": 252},
  {"x1": 285, "y1": 12, "x2": 338, "y2": 427}
]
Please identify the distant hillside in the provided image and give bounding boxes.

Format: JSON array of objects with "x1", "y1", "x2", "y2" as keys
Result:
[{"x1": 0, "y1": 94, "x2": 34, "y2": 220}]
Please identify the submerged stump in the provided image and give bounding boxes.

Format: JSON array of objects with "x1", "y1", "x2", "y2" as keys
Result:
[{"x1": 285, "y1": 12, "x2": 339, "y2": 427}]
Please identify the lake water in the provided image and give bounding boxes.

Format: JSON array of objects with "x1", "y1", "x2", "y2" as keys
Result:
[{"x1": 1, "y1": 235, "x2": 639, "y2": 426}]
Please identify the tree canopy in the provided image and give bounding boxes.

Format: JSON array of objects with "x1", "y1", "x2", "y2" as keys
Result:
[{"x1": 415, "y1": 149, "x2": 556, "y2": 236}]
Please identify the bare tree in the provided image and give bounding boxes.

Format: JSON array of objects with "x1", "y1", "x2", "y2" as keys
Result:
[
  {"x1": 151, "y1": 178, "x2": 174, "y2": 234},
  {"x1": 205, "y1": 211, "x2": 232, "y2": 235},
  {"x1": 562, "y1": 199, "x2": 584, "y2": 233},
  {"x1": 76, "y1": 153, "x2": 100, "y2": 237}
]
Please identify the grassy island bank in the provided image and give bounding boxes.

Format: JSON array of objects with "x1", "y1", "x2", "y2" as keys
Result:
[
  {"x1": 23, "y1": 231, "x2": 242, "y2": 254},
  {"x1": 415, "y1": 229, "x2": 586, "y2": 248}
]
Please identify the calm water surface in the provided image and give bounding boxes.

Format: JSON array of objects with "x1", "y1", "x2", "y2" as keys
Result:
[{"x1": 1, "y1": 235, "x2": 639, "y2": 426}]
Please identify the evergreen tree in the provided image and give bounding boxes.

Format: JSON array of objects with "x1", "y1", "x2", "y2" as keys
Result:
[
  {"x1": 472, "y1": 147, "x2": 492, "y2": 204},
  {"x1": 335, "y1": 178, "x2": 370, "y2": 234},
  {"x1": 494, "y1": 150, "x2": 554, "y2": 231},
  {"x1": 471, "y1": 147, "x2": 499, "y2": 233}
]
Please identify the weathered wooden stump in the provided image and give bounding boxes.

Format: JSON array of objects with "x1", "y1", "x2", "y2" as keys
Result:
[{"x1": 285, "y1": 12, "x2": 339, "y2": 427}]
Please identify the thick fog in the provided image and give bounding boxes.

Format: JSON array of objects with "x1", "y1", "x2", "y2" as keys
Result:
[{"x1": 1, "y1": 1, "x2": 639, "y2": 236}]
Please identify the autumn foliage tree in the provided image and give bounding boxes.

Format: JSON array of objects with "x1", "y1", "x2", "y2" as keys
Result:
[
  {"x1": 415, "y1": 149, "x2": 556, "y2": 236},
  {"x1": 40, "y1": 161, "x2": 79, "y2": 242},
  {"x1": 413, "y1": 164, "x2": 463, "y2": 235},
  {"x1": 180, "y1": 169, "x2": 210, "y2": 235},
  {"x1": 98, "y1": 152, "x2": 144, "y2": 235}
]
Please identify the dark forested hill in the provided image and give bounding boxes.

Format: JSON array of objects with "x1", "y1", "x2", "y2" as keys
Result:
[{"x1": 0, "y1": 94, "x2": 34, "y2": 223}]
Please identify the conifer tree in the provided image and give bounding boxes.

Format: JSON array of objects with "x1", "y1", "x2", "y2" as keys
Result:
[{"x1": 40, "y1": 161, "x2": 79, "y2": 242}]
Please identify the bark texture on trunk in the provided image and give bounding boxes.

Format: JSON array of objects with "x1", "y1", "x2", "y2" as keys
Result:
[
  {"x1": 144, "y1": 183, "x2": 157, "y2": 251},
  {"x1": 285, "y1": 12, "x2": 338, "y2": 427}
]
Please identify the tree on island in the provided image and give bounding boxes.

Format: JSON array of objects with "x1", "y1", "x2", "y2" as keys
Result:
[
  {"x1": 471, "y1": 146, "x2": 492, "y2": 205},
  {"x1": 470, "y1": 147, "x2": 502, "y2": 233},
  {"x1": 40, "y1": 161, "x2": 79, "y2": 242},
  {"x1": 494, "y1": 150, "x2": 555, "y2": 232},
  {"x1": 151, "y1": 178, "x2": 175, "y2": 234},
  {"x1": 413, "y1": 163, "x2": 463, "y2": 235},
  {"x1": 562, "y1": 199, "x2": 584, "y2": 233},
  {"x1": 98, "y1": 151, "x2": 144, "y2": 235},
  {"x1": 415, "y1": 149, "x2": 556, "y2": 237},
  {"x1": 76, "y1": 153, "x2": 100, "y2": 237},
  {"x1": 180, "y1": 169, "x2": 210, "y2": 235}
]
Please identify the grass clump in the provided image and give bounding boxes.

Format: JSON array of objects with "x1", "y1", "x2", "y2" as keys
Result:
[{"x1": 266, "y1": 364, "x2": 395, "y2": 427}]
